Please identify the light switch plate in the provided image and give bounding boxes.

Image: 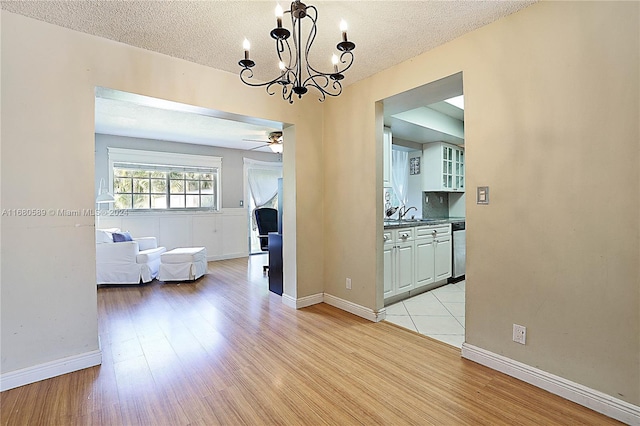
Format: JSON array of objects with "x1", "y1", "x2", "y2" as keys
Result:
[{"x1": 477, "y1": 186, "x2": 489, "y2": 205}]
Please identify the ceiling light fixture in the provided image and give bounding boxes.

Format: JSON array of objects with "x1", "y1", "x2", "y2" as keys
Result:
[
  {"x1": 239, "y1": 1, "x2": 356, "y2": 104},
  {"x1": 269, "y1": 143, "x2": 284, "y2": 154}
]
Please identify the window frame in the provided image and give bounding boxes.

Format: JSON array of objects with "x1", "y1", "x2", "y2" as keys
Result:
[{"x1": 107, "y1": 148, "x2": 222, "y2": 212}]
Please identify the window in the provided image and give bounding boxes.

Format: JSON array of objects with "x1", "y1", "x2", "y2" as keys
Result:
[
  {"x1": 113, "y1": 165, "x2": 217, "y2": 210},
  {"x1": 108, "y1": 148, "x2": 221, "y2": 211}
]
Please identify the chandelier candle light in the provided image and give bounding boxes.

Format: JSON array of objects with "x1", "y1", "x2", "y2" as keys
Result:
[{"x1": 238, "y1": 1, "x2": 356, "y2": 104}]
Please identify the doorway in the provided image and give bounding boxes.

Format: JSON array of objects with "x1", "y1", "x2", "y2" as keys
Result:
[
  {"x1": 380, "y1": 72, "x2": 467, "y2": 348},
  {"x1": 244, "y1": 159, "x2": 283, "y2": 255}
]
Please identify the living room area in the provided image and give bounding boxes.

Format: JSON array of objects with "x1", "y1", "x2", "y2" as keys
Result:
[{"x1": 93, "y1": 88, "x2": 284, "y2": 286}]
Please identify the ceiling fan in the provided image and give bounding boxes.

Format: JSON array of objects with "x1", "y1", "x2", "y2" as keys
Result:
[{"x1": 244, "y1": 131, "x2": 283, "y2": 153}]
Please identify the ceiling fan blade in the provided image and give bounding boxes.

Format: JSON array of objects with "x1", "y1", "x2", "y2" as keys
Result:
[
  {"x1": 242, "y1": 138, "x2": 269, "y2": 143},
  {"x1": 248, "y1": 144, "x2": 270, "y2": 151}
]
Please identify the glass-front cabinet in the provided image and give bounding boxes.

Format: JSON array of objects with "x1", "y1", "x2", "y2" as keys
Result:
[{"x1": 423, "y1": 142, "x2": 464, "y2": 192}]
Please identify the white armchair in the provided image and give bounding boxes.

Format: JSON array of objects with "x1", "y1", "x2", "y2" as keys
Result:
[{"x1": 96, "y1": 228, "x2": 167, "y2": 285}]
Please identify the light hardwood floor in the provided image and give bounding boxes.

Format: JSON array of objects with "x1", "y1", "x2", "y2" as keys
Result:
[{"x1": 1, "y1": 256, "x2": 620, "y2": 425}]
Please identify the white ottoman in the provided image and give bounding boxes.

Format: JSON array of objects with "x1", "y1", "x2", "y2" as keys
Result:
[{"x1": 159, "y1": 247, "x2": 207, "y2": 282}]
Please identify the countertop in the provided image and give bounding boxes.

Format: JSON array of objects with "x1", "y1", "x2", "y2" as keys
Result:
[{"x1": 383, "y1": 217, "x2": 465, "y2": 229}]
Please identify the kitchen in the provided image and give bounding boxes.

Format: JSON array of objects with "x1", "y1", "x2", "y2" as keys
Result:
[{"x1": 381, "y1": 73, "x2": 466, "y2": 348}]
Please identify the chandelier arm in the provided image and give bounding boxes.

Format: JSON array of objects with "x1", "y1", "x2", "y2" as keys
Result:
[
  {"x1": 302, "y1": 72, "x2": 330, "y2": 92},
  {"x1": 276, "y1": 38, "x2": 295, "y2": 83},
  {"x1": 305, "y1": 50, "x2": 354, "y2": 78},
  {"x1": 239, "y1": 68, "x2": 292, "y2": 97},
  {"x1": 298, "y1": 6, "x2": 338, "y2": 96},
  {"x1": 239, "y1": 68, "x2": 278, "y2": 88},
  {"x1": 336, "y1": 51, "x2": 355, "y2": 73},
  {"x1": 304, "y1": 76, "x2": 344, "y2": 102},
  {"x1": 281, "y1": 84, "x2": 294, "y2": 104},
  {"x1": 304, "y1": 6, "x2": 319, "y2": 59}
]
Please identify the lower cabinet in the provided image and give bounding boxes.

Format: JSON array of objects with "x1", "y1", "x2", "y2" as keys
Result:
[
  {"x1": 434, "y1": 234, "x2": 452, "y2": 282},
  {"x1": 383, "y1": 240, "x2": 394, "y2": 299},
  {"x1": 384, "y1": 224, "x2": 452, "y2": 301},
  {"x1": 383, "y1": 229, "x2": 415, "y2": 299},
  {"x1": 415, "y1": 237, "x2": 435, "y2": 287}
]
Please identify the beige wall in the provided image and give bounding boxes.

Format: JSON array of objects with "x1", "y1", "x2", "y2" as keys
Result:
[
  {"x1": 323, "y1": 1, "x2": 639, "y2": 405},
  {"x1": 2, "y1": 0, "x2": 639, "y2": 409},
  {"x1": 0, "y1": 11, "x2": 324, "y2": 374}
]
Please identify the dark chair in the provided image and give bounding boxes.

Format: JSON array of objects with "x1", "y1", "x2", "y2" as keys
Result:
[{"x1": 254, "y1": 207, "x2": 278, "y2": 274}]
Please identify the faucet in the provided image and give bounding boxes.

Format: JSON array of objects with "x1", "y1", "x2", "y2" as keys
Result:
[{"x1": 398, "y1": 206, "x2": 417, "y2": 220}]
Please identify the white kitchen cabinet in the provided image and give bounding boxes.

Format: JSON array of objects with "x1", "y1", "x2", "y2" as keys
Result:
[
  {"x1": 415, "y1": 237, "x2": 435, "y2": 288},
  {"x1": 383, "y1": 127, "x2": 392, "y2": 187},
  {"x1": 422, "y1": 142, "x2": 465, "y2": 192},
  {"x1": 414, "y1": 224, "x2": 452, "y2": 290},
  {"x1": 383, "y1": 235, "x2": 395, "y2": 299},
  {"x1": 383, "y1": 228, "x2": 415, "y2": 298},
  {"x1": 384, "y1": 224, "x2": 451, "y2": 300},
  {"x1": 396, "y1": 240, "x2": 415, "y2": 293},
  {"x1": 434, "y1": 234, "x2": 452, "y2": 282}
]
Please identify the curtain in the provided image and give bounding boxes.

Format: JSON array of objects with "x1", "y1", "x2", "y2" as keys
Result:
[
  {"x1": 247, "y1": 168, "x2": 281, "y2": 208},
  {"x1": 245, "y1": 159, "x2": 283, "y2": 232},
  {"x1": 391, "y1": 150, "x2": 409, "y2": 208}
]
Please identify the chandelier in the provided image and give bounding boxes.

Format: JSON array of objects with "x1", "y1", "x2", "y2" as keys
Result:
[{"x1": 238, "y1": 1, "x2": 356, "y2": 104}]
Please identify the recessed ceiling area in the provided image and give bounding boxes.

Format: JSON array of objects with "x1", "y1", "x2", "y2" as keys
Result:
[
  {"x1": 383, "y1": 73, "x2": 464, "y2": 146},
  {"x1": 95, "y1": 88, "x2": 283, "y2": 152}
]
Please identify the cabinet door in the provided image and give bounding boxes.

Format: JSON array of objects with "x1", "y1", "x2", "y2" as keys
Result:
[
  {"x1": 442, "y1": 145, "x2": 454, "y2": 190},
  {"x1": 454, "y1": 148, "x2": 464, "y2": 190},
  {"x1": 383, "y1": 127, "x2": 392, "y2": 187},
  {"x1": 415, "y1": 237, "x2": 435, "y2": 288},
  {"x1": 396, "y1": 241, "x2": 414, "y2": 293},
  {"x1": 383, "y1": 243, "x2": 395, "y2": 298},
  {"x1": 434, "y1": 235, "x2": 452, "y2": 281},
  {"x1": 423, "y1": 142, "x2": 464, "y2": 192}
]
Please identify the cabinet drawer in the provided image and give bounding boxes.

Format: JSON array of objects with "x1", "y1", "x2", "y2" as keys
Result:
[
  {"x1": 416, "y1": 225, "x2": 451, "y2": 238},
  {"x1": 383, "y1": 230, "x2": 394, "y2": 244},
  {"x1": 396, "y1": 228, "x2": 413, "y2": 242}
]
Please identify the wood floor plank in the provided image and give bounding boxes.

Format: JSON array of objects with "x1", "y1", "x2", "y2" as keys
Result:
[{"x1": 0, "y1": 257, "x2": 622, "y2": 425}]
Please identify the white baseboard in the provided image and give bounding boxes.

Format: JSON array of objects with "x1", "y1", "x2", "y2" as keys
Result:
[
  {"x1": 281, "y1": 293, "x2": 297, "y2": 309},
  {"x1": 0, "y1": 349, "x2": 102, "y2": 392},
  {"x1": 461, "y1": 343, "x2": 640, "y2": 425},
  {"x1": 207, "y1": 252, "x2": 247, "y2": 262},
  {"x1": 281, "y1": 292, "x2": 386, "y2": 322},
  {"x1": 323, "y1": 293, "x2": 386, "y2": 322},
  {"x1": 282, "y1": 293, "x2": 323, "y2": 309}
]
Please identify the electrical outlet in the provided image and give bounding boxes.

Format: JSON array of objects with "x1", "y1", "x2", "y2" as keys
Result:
[
  {"x1": 513, "y1": 324, "x2": 526, "y2": 345},
  {"x1": 346, "y1": 278, "x2": 352, "y2": 290}
]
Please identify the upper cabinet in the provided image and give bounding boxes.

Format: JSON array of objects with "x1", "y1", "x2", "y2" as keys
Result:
[
  {"x1": 422, "y1": 142, "x2": 465, "y2": 192},
  {"x1": 383, "y1": 127, "x2": 392, "y2": 187}
]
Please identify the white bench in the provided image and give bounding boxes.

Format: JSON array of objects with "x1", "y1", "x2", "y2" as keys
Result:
[{"x1": 159, "y1": 247, "x2": 207, "y2": 282}]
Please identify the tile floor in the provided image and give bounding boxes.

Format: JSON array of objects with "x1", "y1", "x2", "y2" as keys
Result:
[{"x1": 384, "y1": 280, "x2": 465, "y2": 348}]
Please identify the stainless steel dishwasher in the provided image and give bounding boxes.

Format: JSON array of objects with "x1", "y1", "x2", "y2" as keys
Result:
[{"x1": 451, "y1": 221, "x2": 466, "y2": 280}]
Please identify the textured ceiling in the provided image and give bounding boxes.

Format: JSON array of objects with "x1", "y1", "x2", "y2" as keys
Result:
[
  {"x1": 2, "y1": 0, "x2": 535, "y2": 150},
  {"x1": 1, "y1": 0, "x2": 536, "y2": 85}
]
